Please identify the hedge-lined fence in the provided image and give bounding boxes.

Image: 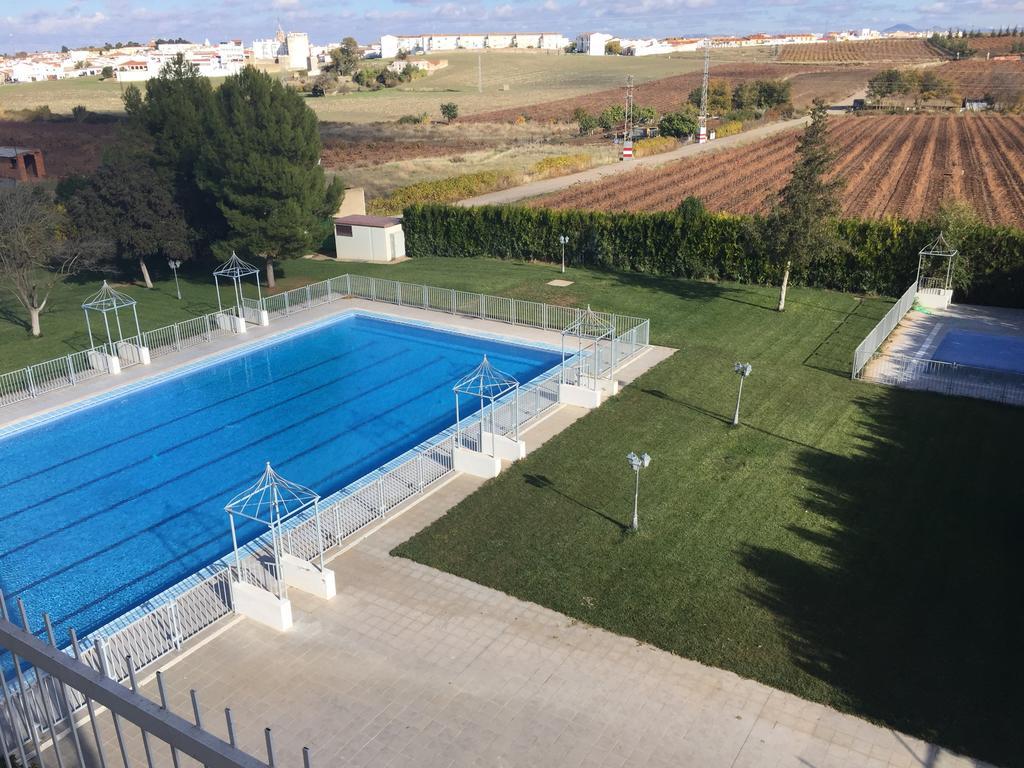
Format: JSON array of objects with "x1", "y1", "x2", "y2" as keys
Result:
[{"x1": 402, "y1": 204, "x2": 1024, "y2": 307}]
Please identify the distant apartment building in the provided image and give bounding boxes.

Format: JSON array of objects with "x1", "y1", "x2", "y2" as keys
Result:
[
  {"x1": 115, "y1": 40, "x2": 245, "y2": 82},
  {"x1": 377, "y1": 31, "x2": 569, "y2": 58},
  {"x1": 286, "y1": 32, "x2": 310, "y2": 70},
  {"x1": 575, "y1": 32, "x2": 613, "y2": 55}
]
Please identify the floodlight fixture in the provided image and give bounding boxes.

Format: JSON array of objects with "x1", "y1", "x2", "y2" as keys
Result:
[
  {"x1": 626, "y1": 451, "x2": 651, "y2": 531},
  {"x1": 732, "y1": 362, "x2": 752, "y2": 426}
]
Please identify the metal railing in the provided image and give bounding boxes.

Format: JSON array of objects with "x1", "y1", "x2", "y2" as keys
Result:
[
  {"x1": 918, "y1": 276, "x2": 948, "y2": 294},
  {"x1": 851, "y1": 280, "x2": 918, "y2": 379},
  {"x1": 857, "y1": 352, "x2": 1024, "y2": 407},
  {"x1": 145, "y1": 310, "x2": 242, "y2": 361},
  {"x1": 0, "y1": 348, "x2": 110, "y2": 408},
  {"x1": 1, "y1": 594, "x2": 310, "y2": 768}
]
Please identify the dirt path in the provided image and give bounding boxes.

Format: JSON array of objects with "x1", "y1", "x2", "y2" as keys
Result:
[{"x1": 457, "y1": 116, "x2": 811, "y2": 207}]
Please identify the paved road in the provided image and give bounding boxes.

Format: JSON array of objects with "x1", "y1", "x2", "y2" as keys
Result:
[{"x1": 457, "y1": 116, "x2": 811, "y2": 207}]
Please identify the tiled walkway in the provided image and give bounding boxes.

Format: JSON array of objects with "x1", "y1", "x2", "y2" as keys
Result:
[{"x1": 47, "y1": 342, "x2": 989, "y2": 768}]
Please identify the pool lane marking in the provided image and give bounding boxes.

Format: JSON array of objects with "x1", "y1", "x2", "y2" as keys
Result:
[{"x1": 917, "y1": 321, "x2": 945, "y2": 360}]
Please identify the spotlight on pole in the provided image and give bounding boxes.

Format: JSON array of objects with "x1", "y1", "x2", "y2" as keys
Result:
[
  {"x1": 558, "y1": 234, "x2": 569, "y2": 274},
  {"x1": 626, "y1": 451, "x2": 651, "y2": 531},
  {"x1": 167, "y1": 258, "x2": 183, "y2": 301},
  {"x1": 732, "y1": 362, "x2": 752, "y2": 426}
]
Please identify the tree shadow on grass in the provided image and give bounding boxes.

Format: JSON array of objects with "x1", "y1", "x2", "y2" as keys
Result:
[
  {"x1": 739, "y1": 387, "x2": 1022, "y2": 767},
  {"x1": 523, "y1": 473, "x2": 629, "y2": 533}
]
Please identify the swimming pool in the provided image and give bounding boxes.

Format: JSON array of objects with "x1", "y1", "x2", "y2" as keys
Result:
[
  {"x1": 0, "y1": 312, "x2": 560, "y2": 644},
  {"x1": 933, "y1": 330, "x2": 1024, "y2": 375}
]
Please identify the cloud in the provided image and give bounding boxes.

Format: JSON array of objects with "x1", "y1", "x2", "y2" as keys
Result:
[{"x1": 917, "y1": 1, "x2": 949, "y2": 11}]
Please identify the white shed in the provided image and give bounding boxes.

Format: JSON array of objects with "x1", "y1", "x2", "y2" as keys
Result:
[{"x1": 332, "y1": 215, "x2": 406, "y2": 262}]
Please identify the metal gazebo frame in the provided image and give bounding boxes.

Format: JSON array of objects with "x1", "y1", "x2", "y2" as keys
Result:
[
  {"x1": 916, "y1": 232, "x2": 958, "y2": 293},
  {"x1": 561, "y1": 306, "x2": 615, "y2": 390},
  {"x1": 81, "y1": 281, "x2": 143, "y2": 353},
  {"x1": 224, "y1": 462, "x2": 323, "y2": 601},
  {"x1": 213, "y1": 252, "x2": 262, "y2": 318},
  {"x1": 454, "y1": 355, "x2": 520, "y2": 457}
]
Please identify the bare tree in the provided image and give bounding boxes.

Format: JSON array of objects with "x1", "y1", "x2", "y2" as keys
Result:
[{"x1": 0, "y1": 185, "x2": 95, "y2": 337}]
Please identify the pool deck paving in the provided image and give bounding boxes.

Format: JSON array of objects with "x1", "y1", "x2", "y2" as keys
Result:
[
  {"x1": 22, "y1": 299, "x2": 990, "y2": 768},
  {"x1": 44, "y1": 344, "x2": 990, "y2": 768}
]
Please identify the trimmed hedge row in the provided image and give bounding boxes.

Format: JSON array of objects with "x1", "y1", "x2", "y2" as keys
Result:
[{"x1": 402, "y1": 204, "x2": 1024, "y2": 306}]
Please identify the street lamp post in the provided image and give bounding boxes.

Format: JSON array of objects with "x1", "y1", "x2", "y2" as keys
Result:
[
  {"x1": 558, "y1": 235, "x2": 569, "y2": 274},
  {"x1": 732, "y1": 362, "x2": 752, "y2": 426},
  {"x1": 626, "y1": 451, "x2": 651, "y2": 531},
  {"x1": 167, "y1": 258, "x2": 183, "y2": 300}
]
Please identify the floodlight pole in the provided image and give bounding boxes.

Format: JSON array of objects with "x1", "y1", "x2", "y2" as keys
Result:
[
  {"x1": 559, "y1": 235, "x2": 568, "y2": 274},
  {"x1": 626, "y1": 451, "x2": 651, "y2": 531},
  {"x1": 732, "y1": 362, "x2": 752, "y2": 426}
]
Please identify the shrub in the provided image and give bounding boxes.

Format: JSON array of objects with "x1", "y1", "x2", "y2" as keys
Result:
[
  {"x1": 715, "y1": 120, "x2": 743, "y2": 138},
  {"x1": 633, "y1": 136, "x2": 678, "y2": 157},
  {"x1": 531, "y1": 154, "x2": 593, "y2": 177},
  {"x1": 71, "y1": 105, "x2": 89, "y2": 122},
  {"x1": 440, "y1": 102, "x2": 459, "y2": 123},
  {"x1": 368, "y1": 171, "x2": 522, "y2": 215},
  {"x1": 400, "y1": 203, "x2": 1024, "y2": 307},
  {"x1": 397, "y1": 113, "x2": 429, "y2": 124},
  {"x1": 659, "y1": 111, "x2": 698, "y2": 138}
]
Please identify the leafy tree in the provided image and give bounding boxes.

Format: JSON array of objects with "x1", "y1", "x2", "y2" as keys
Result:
[
  {"x1": 327, "y1": 37, "x2": 360, "y2": 76},
  {"x1": 0, "y1": 185, "x2": 96, "y2": 337},
  {"x1": 634, "y1": 105, "x2": 657, "y2": 124},
  {"x1": 732, "y1": 81, "x2": 759, "y2": 111},
  {"x1": 100, "y1": 65, "x2": 114, "y2": 79},
  {"x1": 688, "y1": 79, "x2": 730, "y2": 114},
  {"x1": 440, "y1": 102, "x2": 459, "y2": 123},
  {"x1": 658, "y1": 111, "x2": 698, "y2": 138},
  {"x1": 123, "y1": 54, "x2": 221, "y2": 250},
  {"x1": 605, "y1": 40, "x2": 622, "y2": 55},
  {"x1": 764, "y1": 100, "x2": 846, "y2": 311},
  {"x1": 195, "y1": 67, "x2": 343, "y2": 287},
  {"x1": 918, "y1": 71, "x2": 953, "y2": 102},
  {"x1": 597, "y1": 104, "x2": 625, "y2": 130},
  {"x1": 71, "y1": 105, "x2": 89, "y2": 122},
  {"x1": 310, "y1": 72, "x2": 336, "y2": 97},
  {"x1": 573, "y1": 108, "x2": 598, "y2": 135},
  {"x1": 66, "y1": 135, "x2": 191, "y2": 289}
]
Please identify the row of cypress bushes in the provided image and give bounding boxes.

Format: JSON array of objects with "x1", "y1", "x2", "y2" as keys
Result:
[{"x1": 402, "y1": 203, "x2": 1024, "y2": 307}]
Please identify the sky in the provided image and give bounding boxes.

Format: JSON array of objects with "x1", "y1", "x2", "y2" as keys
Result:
[{"x1": 3, "y1": 0, "x2": 1023, "y2": 53}]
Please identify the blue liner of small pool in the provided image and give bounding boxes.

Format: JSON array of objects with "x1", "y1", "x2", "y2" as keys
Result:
[
  {"x1": 0, "y1": 311, "x2": 561, "y2": 652},
  {"x1": 932, "y1": 330, "x2": 1024, "y2": 375}
]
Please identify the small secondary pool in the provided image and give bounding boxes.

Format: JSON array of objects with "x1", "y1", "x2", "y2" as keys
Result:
[
  {"x1": 932, "y1": 330, "x2": 1024, "y2": 375},
  {"x1": 0, "y1": 313, "x2": 559, "y2": 644}
]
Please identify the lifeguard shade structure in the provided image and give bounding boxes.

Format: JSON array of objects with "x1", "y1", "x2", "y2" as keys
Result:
[
  {"x1": 213, "y1": 252, "x2": 266, "y2": 328},
  {"x1": 224, "y1": 462, "x2": 335, "y2": 631},
  {"x1": 81, "y1": 281, "x2": 149, "y2": 370},
  {"x1": 452, "y1": 355, "x2": 525, "y2": 478},
  {"x1": 560, "y1": 306, "x2": 617, "y2": 408},
  {"x1": 916, "y1": 232, "x2": 958, "y2": 310}
]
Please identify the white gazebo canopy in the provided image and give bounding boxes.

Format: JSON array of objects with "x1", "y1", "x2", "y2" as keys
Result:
[
  {"x1": 213, "y1": 252, "x2": 263, "y2": 316},
  {"x1": 225, "y1": 462, "x2": 323, "y2": 600},
  {"x1": 81, "y1": 280, "x2": 143, "y2": 351},
  {"x1": 453, "y1": 355, "x2": 520, "y2": 456},
  {"x1": 917, "y1": 232, "x2": 959, "y2": 291},
  {"x1": 561, "y1": 306, "x2": 615, "y2": 389}
]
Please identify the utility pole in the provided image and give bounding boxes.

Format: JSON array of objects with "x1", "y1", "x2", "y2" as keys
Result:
[
  {"x1": 624, "y1": 74, "x2": 634, "y2": 139},
  {"x1": 698, "y1": 37, "x2": 710, "y2": 144}
]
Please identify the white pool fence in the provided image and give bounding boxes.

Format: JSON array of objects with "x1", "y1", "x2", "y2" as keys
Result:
[
  {"x1": 851, "y1": 280, "x2": 1023, "y2": 407},
  {"x1": 1, "y1": 276, "x2": 650, "y2": 746}
]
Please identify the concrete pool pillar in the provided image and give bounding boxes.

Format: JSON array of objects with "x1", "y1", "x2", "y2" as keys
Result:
[
  {"x1": 558, "y1": 382, "x2": 603, "y2": 409},
  {"x1": 281, "y1": 554, "x2": 336, "y2": 599},
  {"x1": 453, "y1": 446, "x2": 502, "y2": 478},
  {"x1": 231, "y1": 581, "x2": 293, "y2": 631},
  {"x1": 481, "y1": 431, "x2": 526, "y2": 461}
]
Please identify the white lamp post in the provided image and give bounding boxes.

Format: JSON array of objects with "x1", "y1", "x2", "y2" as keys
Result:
[
  {"x1": 558, "y1": 234, "x2": 569, "y2": 274},
  {"x1": 732, "y1": 362, "x2": 752, "y2": 426},
  {"x1": 167, "y1": 258, "x2": 183, "y2": 300},
  {"x1": 626, "y1": 451, "x2": 651, "y2": 531}
]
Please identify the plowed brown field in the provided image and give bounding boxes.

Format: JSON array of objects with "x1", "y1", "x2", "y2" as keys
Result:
[
  {"x1": 533, "y1": 115, "x2": 1024, "y2": 228},
  {"x1": 961, "y1": 35, "x2": 1024, "y2": 56},
  {"x1": 776, "y1": 38, "x2": 943, "y2": 64},
  {"x1": 936, "y1": 60, "x2": 1024, "y2": 103},
  {"x1": 464, "y1": 64, "x2": 831, "y2": 123}
]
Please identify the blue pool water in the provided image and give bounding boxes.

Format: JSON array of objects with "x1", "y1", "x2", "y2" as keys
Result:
[
  {"x1": 932, "y1": 330, "x2": 1024, "y2": 375},
  {"x1": 0, "y1": 313, "x2": 559, "y2": 644}
]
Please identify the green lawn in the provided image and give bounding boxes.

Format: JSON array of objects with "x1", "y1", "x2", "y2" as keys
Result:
[{"x1": 2, "y1": 257, "x2": 1019, "y2": 765}]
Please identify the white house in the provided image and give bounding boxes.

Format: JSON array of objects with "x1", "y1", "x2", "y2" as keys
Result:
[
  {"x1": 427, "y1": 34, "x2": 460, "y2": 51},
  {"x1": 486, "y1": 33, "x2": 515, "y2": 48},
  {"x1": 575, "y1": 32, "x2": 613, "y2": 55},
  {"x1": 252, "y1": 38, "x2": 286, "y2": 59},
  {"x1": 286, "y1": 32, "x2": 309, "y2": 69},
  {"x1": 539, "y1": 33, "x2": 570, "y2": 50},
  {"x1": 333, "y1": 215, "x2": 406, "y2": 263},
  {"x1": 459, "y1": 34, "x2": 488, "y2": 49}
]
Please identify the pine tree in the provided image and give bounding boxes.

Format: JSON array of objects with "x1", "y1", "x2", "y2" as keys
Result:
[
  {"x1": 767, "y1": 99, "x2": 845, "y2": 311},
  {"x1": 196, "y1": 67, "x2": 343, "y2": 287}
]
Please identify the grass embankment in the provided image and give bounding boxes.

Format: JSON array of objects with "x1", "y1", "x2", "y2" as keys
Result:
[{"x1": 370, "y1": 259, "x2": 1018, "y2": 767}]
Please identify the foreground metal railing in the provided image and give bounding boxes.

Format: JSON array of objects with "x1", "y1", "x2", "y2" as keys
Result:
[
  {"x1": 1, "y1": 594, "x2": 310, "y2": 768},
  {"x1": 851, "y1": 280, "x2": 918, "y2": 379},
  {"x1": 857, "y1": 352, "x2": 1024, "y2": 407},
  {"x1": 2, "y1": 274, "x2": 651, "y2": 750}
]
